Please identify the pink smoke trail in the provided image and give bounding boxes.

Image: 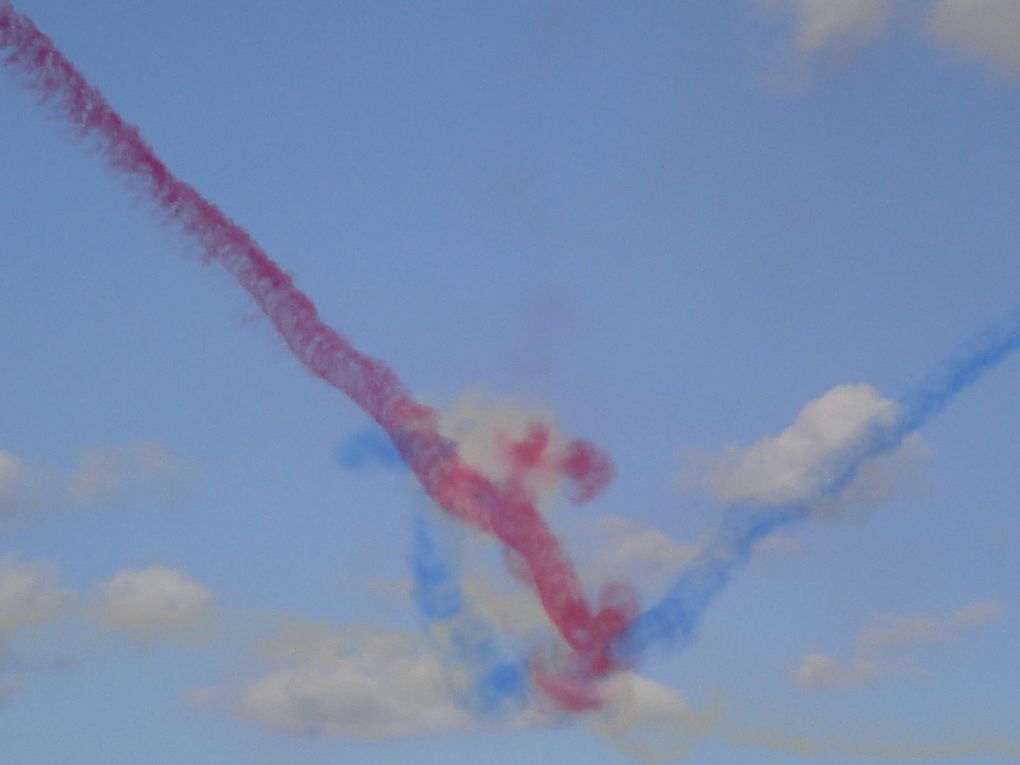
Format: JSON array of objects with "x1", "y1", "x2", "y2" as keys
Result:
[{"x1": 0, "y1": 3, "x2": 627, "y2": 700}]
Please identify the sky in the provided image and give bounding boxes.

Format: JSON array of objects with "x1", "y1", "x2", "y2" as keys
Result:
[{"x1": 2, "y1": 1, "x2": 1019, "y2": 763}]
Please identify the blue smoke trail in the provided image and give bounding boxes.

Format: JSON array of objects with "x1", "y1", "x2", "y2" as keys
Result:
[
  {"x1": 615, "y1": 307, "x2": 1020, "y2": 661},
  {"x1": 335, "y1": 425, "x2": 404, "y2": 470},
  {"x1": 338, "y1": 429, "x2": 529, "y2": 713},
  {"x1": 411, "y1": 507, "x2": 529, "y2": 715}
]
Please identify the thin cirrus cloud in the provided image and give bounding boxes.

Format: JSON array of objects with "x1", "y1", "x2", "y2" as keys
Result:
[
  {"x1": 790, "y1": 599, "x2": 1006, "y2": 691},
  {"x1": 0, "y1": 441, "x2": 186, "y2": 516}
]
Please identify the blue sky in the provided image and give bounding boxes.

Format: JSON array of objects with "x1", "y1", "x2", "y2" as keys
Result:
[{"x1": 2, "y1": 1, "x2": 1019, "y2": 763}]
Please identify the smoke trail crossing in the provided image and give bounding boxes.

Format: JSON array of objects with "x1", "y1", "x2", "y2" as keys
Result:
[
  {"x1": 617, "y1": 307, "x2": 1020, "y2": 660},
  {"x1": 336, "y1": 427, "x2": 533, "y2": 713}
]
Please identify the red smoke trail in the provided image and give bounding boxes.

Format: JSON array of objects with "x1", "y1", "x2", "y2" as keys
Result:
[{"x1": 0, "y1": 4, "x2": 628, "y2": 700}]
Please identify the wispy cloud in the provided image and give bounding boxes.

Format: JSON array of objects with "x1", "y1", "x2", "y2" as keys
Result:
[
  {"x1": 754, "y1": 0, "x2": 896, "y2": 87},
  {"x1": 791, "y1": 599, "x2": 1006, "y2": 692},
  {"x1": 0, "y1": 441, "x2": 187, "y2": 516},
  {"x1": 760, "y1": 0, "x2": 896, "y2": 57},
  {"x1": 65, "y1": 442, "x2": 185, "y2": 506},
  {"x1": 0, "y1": 556, "x2": 73, "y2": 702},
  {"x1": 0, "y1": 556, "x2": 70, "y2": 638},
  {"x1": 753, "y1": 0, "x2": 1020, "y2": 84},
  {"x1": 579, "y1": 515, "x2": 703, "y2": 596},
  {"x1": 926, "y1": 0, "x2": 1020, "y2": 77}
]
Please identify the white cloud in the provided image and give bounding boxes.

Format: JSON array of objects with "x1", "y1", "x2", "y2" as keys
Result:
[
  {"x1": 591, "y1": 673, "x2": 715, "y2": 762},
  {"x1": 695, "y1": 383, "x2": 924, "y2": 514},
  {"x1": 438, "y1": 393, "x2": 567, "y2": 499},
  {"x1": 95, "y1": 565, "x2": 213, "y2": 638},
  {"x1": 238, "y1": 656, "x2": 468, "y2": 739},
  {"x1": 927, "y1": 0, "x2": 1020, "y2": 76},
  {"x1": 200, "y1": 619, "x2": 556, "y2": 740},
  {"x1": 436, "y1": 393, "x2": 613, "y2": 506},
  {"x1": 0, "y1": 556, "x2": 70, "y2": 635},
  {"x1": 229, "y1": 625, "x2": 472, "y2": 739},
  {"x1": 455, "y1": 576, "x2": 549, "y2": 643},
  {"x1": 580, "y1": 515, "x2": 702, "y2": 596},
  {"x1": 204, "y1": 616, "x2": 718, "y2": 749},
  {"x1": 791, "y1": 599, "x2": 1006, "y2": 692}
]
